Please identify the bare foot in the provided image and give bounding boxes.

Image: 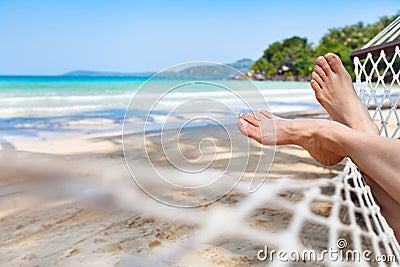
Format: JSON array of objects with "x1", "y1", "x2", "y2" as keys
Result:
[
  {"x1": 312, "y1": 53, "x2": 398, "y2": 240},
  {"x1": 237, "y1": 111, "x2": 343, "y2": 166},
  {"x1": 311, "y1": 53, "x2": 378, "y2": 135},
  {"x1": 238, "y1": 110, "x2": 400, "y2": 240}
]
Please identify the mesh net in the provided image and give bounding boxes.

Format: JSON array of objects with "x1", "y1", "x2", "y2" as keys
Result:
[
  {"x1": 122, "y1": 159, "x2": 399, "y2": 266},
  {"x1": 353, "y1": 46, "x2": 400, "y2": 138}
]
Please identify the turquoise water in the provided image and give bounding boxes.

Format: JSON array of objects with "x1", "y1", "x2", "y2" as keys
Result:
[
  {"x1": 0, "y1": 76, "x2": 144, "y2": 95},
  {"x1": 0, "y1": 76, "x2": 319, "y2": 135}
]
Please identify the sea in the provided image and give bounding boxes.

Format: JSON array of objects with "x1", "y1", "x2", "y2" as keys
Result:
[{"x1": 0, "y1": 76, "x2": 321, "y2": 139}]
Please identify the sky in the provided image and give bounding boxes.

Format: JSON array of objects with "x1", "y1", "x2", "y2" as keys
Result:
[{"x1": 0, "y1": 0, "x2": 398, "y2": 75}]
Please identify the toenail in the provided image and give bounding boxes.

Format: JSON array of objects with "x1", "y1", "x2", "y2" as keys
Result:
[{"x1": 326, "y1": 54, "x2": 336, "y2": 62}]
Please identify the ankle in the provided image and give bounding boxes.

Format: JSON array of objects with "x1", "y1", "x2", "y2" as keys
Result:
[
  {"x1": 362, "y1": 123, "x2": 380, "y2": 135},
  {"x1": 289, "y1": 119, "x2": 348, "y2": 156},
  {"x1": 279, "y1": 118, "x2": 314, "y2": 146},
  {"x1": 349, "y1": 118, "x2": 379, "y2": 136}
]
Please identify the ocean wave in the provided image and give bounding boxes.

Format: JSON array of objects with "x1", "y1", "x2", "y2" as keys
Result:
[
  {"x1": 0, "y1": 104, "x2": 116, "y2": 117},
  {"x1": 0, "y1": 94, "x2": 132, "y2": 104},
  {"x1": 0, "y1": 83, "x2": 319, "y2": 132}
]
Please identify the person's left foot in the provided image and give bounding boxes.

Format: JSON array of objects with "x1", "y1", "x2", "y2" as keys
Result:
[
  {"x1": 237, "y1": 111, "x2": 277, "y2": 146},
  {"x1": 237, "y1": 111, "x2": 344, "y2": 166}
]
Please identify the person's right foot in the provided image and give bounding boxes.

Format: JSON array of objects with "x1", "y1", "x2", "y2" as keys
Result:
[{"x1": 310, "y1": 53, "x2": 378, "y2": 135}]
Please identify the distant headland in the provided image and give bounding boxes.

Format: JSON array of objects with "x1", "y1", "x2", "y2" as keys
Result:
[
  {"x1": 62, "y1": 58, "x2": 254, "y2": 80},
  {"x1": 60, "y1": 58, "x2": 314, "y2": 81}
]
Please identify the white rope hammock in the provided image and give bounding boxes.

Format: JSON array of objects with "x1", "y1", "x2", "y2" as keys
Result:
[
  {"x1": 126, "y1": 17, "x2": 400, "y2": 266},
  {"x1": 362, "y1": 16, "x2": 400, "y2": 49}
]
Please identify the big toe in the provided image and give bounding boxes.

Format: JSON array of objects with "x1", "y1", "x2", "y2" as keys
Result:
[
  {"x1": 238, "y1": 118, "x2": 261, "y2": 143},
  {"x1": 324, "y1": 53, "x2": 347, "y2": 74},
  {"x1": 315, "y1": 56, "x2": 332, "y2": 77}
]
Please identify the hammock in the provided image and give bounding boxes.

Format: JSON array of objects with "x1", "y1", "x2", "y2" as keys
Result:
[{"x1": 124, "y1": 17, "x2": 400, "y2": 266}]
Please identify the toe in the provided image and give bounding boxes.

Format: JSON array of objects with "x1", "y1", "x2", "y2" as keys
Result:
[
  {"x1": 238, "y1": 118, "x2": 249, "y2": 136},
  {"x1": 314, "y1": 65, "x2": 326, "y2": 81},
  {"x1": 324, "y1": 53, "x2": 346, "y2": 74},
  {"x1": 310, "y1": 79, "x2": 321, "y2": 90},
  {"x1": 315, "y1": 56, "x2": 332, "y2": 77},
  {"x1": 259, "y1": 110, "x2": 273, "y2": 119},
  {"x1": 311, "y1": 71, "x2": 324, "y2": 89},
  {"x1": 238, "y1": 118, "x2": 262, "y2": 143},
  {"x1": 311, "y1": 80, "x2": 323, "y2": 102},
  {"x1": 242, "y1": 112, "x2": 259, "y2": 127}
]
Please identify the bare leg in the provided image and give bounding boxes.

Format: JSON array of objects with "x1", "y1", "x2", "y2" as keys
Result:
[
  {"x1": 311, "y1": 53, "x2": 399, "y2": 239},
  {"x1": 237, "y1": 112, "x2": 400, "y2": 240},
  {"x1": 237, "y1": 52, "x2": 399, "y2": 240}
]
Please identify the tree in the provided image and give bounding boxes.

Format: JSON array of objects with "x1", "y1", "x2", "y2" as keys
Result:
[
  {"x1": 315, "y1": 14, "x2": 398, "y2": 75},
  {"x1": 252, "y1": 36, "x2": 314, "y2": 76},
  {"x1": 251, "y1": 13, "x2": 399, "y2": 78}
]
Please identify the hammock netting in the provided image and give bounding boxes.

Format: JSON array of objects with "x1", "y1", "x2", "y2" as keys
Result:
[{"x1": 128, "y1": 19, "x2": 400, "y2": 267}]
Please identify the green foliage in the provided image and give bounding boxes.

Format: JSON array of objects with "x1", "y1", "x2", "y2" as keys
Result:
[
  {"x1": 251, "y1": 36, "x2": 314, "y2": 76},
  {"x1": 252, "y1": 13, "x2": 399, "y2": 78}
]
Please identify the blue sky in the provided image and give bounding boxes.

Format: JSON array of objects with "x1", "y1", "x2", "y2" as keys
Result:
[{"x1": 0, "y1": 0, "x2": 398, "y2": 75}]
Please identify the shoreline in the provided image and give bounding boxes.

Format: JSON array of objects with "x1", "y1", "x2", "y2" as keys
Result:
[
  {"x1": 248, "y1": 73, "x2": 311, "y2": 82},
  {"x1": 0, "y1": 107, "x2": 328, "y2": 153}
]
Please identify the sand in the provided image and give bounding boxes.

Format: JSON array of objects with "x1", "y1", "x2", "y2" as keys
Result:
[{"x1": 2, "y1": 108, "x2": 396, "y2": 266}]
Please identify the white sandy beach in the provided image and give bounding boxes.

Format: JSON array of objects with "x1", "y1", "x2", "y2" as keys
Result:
[{"x1": 0, "y1": 108, "x2": 353, "y2": 267}]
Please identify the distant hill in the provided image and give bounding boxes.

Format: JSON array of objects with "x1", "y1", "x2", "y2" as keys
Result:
[
  {"x1": 62, "y1": 59, "x2": 253, "y2": 79},
  {"x1": 158, "y1": 58, "x2": 253, "y2": 79},
  {"x1": 62, "y1": 70, "x2": 155, "y2": 77},
  {"x1": 228, "y1": 58, "x2": 254, "y2": 74}
]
